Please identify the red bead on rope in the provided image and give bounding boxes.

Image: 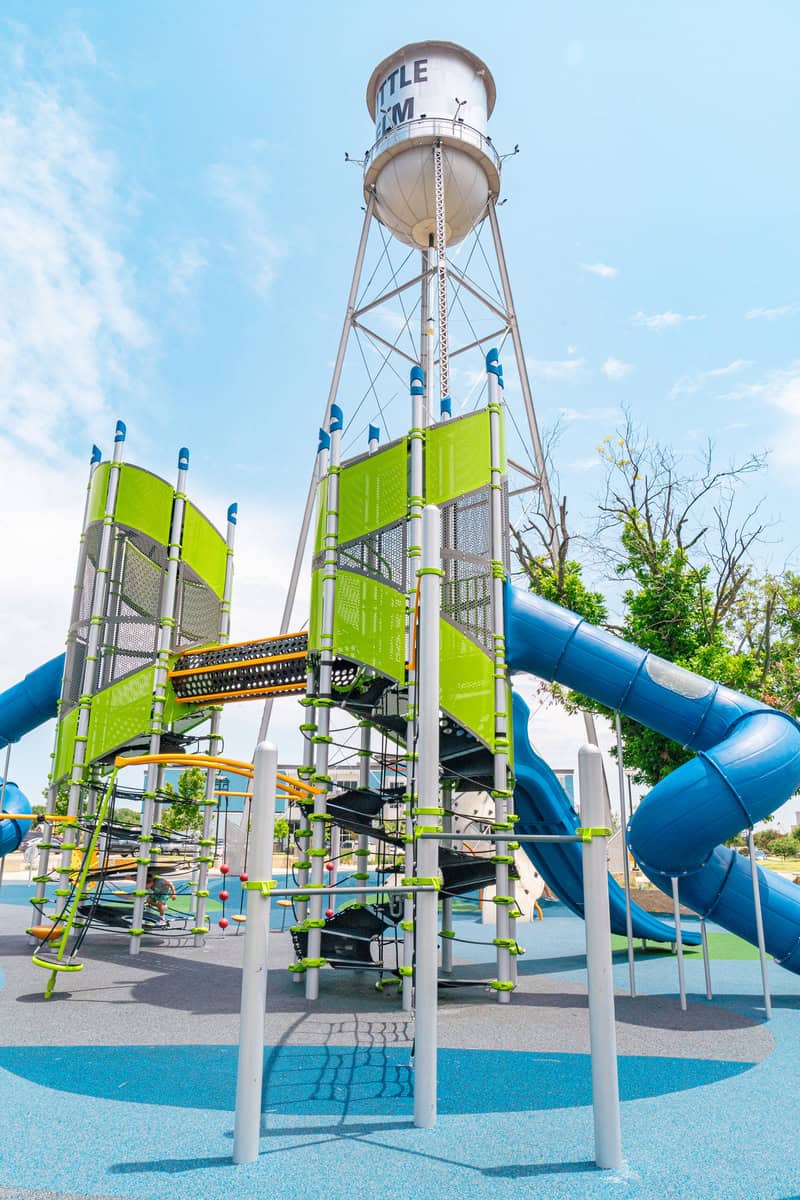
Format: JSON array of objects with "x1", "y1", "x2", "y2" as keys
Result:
[
  {"x1": 219, "y1": 890, "x2": 229, "y2": 902},
  {"x1": 219, "y1": 918, "x2": 229, "y2": 930},
  {"x1": 239, "y1": 873, "x2": 249, "y2": 883},
  {"x1": 220, "y1": 864, "x2": 230, "y2": 876},
  {"x1": 325, "y1": 862, "x2": 335, "y2": 872},
  {"x1": 325, "y1": 908, "x2": 334, "y2": 919}
]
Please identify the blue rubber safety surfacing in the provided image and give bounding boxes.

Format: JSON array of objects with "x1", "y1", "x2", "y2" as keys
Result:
[{"x1": 0, "y1": 1044, "x2": 751, "y2": 1116}]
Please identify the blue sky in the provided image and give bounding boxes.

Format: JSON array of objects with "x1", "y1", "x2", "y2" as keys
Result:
[{"x1": 1, "y1": 2, "x2": 799, "y2": 803}]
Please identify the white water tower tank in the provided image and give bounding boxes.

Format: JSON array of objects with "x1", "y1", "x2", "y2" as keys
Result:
[{"x1": 364, "y1": 41, "x2": 500, "y2": 249}]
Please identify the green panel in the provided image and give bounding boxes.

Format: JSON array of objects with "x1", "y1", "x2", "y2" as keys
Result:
[
  {"x1": 338, "y1": 440, "x2": 408, "y2": 544},
  {"x1": 182, "y1": 503, "x2": 227, "y2": 598},
  {"x1": 439, "y1": 619, "x2": 494, "y2": 747},
  {"x1": 115, "y1": 464, "x2": 173, "y2": 545},
  {"x1": 333, "y1": 571, "x2": 406, "y2": 682},
  {"x1": 86, "y1": 462, "x2": 111, "y2": 525},
  {"x1": 426, "y1": 410, "x2": 491, "y2": 506},
  {"x1": 86, "y1": 667, "x2": 156, "y2": 764},
  {"x1": 308, "y1": 568, "x2": 323, "y2": 653},
  {"x1": 53, "y1": 706, "x2": 80, "y2": 782},
  {"x1": 313, "y1": 477, "x2": 329, "y2": 556}
]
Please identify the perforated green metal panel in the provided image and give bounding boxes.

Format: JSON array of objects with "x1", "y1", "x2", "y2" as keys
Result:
[
  {"x1": 182, "y1": 503, "x2": 227, "y2": 598},
  {"x1": 53, "y1": 706, "x2": 80, "y2": 783},
  {"x1": 333, "y1": 571, "x2": 406, "y2": 682},
  {"x1": 85, "y1": 666, "x2": 157, "y2": 763},
  {"x1": 439, "y1": 619, "x2": 494, "y2": 748},
  {"x1": 86, "y1": 462, "x2": 111, "y2": 525},
  {"x1": 337, "y1": 440, "x2": 408, "y2": 544},
  {"x1": 426, "y1": 410, "x2": 492, "y2": 505},
  {"x1": 308, "y1": 568, "x2": 323, "y2": 653},
  {"x1": 115, "y1": 465, "x2": 173, "y2": 545},
  {"x1": 313, "y1": 477, "x2": 329, "y2": 556}
]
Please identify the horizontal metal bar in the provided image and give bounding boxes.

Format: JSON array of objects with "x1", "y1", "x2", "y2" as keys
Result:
[
  {"x1": 417, "y1": 833, "x2": 587, "y2": 844},
  {"x1": 267, "y1": 885, "x2": 438, "y2": 898},
  {"x1": 435, "y1": 326, "x2": 509, "y2": 363}
]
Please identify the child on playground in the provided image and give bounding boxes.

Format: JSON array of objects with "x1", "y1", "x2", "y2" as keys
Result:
[{"x1": 145, "y1": 870, "x2": 176, "y2": 926}]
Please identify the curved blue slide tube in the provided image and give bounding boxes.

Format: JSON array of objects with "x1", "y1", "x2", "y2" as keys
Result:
[
  {"x1": 512, "y1": 690, "x2": 694, "y2": 943},
  {"x1": 506, "y1": 583, "x2": 800, "y2": 973},
  {"x1": 0, "y1": 654, "x2": 64, "y2": 855}
]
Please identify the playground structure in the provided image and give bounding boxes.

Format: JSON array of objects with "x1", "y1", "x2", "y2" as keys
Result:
[{"x1": 2, "y1": 37, "x2": 800, "y2": 1173}]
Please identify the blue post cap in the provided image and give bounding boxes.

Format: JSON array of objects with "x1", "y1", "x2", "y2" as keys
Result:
[
  {"x1": 227, "y1": 502, "x2": 238, "y2": 525},
  {"x1": 486, "y1": 348, "x2": 500, "y2": 377},
  {"x1": 410, "y1": 365, "x2": 425, "y2": 396},
  {"x1": 440, "y1": 396, "x2": 452, "y2": 417},
  {"x1": 329, "y1": 404, "x2": 344, "y2": 432},
  {"x1": 114, "y1": 420, "x2": 127, "y2": 443},
  {"x1": 318, "y1": 428, "x2": 331, "y2": 453},
  {"x1": 368, "y1": 423, "x2": 380, "y2": 444},
  {"x1": 497, "y1": 363, "x2": 504, "y2": 390},
  {"x1": 90, "y1": 444, "x2": 102, "y2": 465},
  {"x1": 178, "y1": 447, "x2": 190, "y2": 470}
]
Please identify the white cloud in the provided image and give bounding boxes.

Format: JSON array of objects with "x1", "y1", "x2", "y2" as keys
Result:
[
  {"x1": 601, "y1": 356, "x2": 633, "y2": 381},
  {"x1": 0, "y1": 38, "x2": 147, "y2": 455},
  {"x1": 208, "y1": 143, "x2": 287, "y2": 296},
  {"x1": 568, "y1": 456, "x2": 601, "y2": 471},
  {"x1": 580, "y1": 262, "x2": 619, "y2": 279},
  {"x1": 631, "y1": 311, "x2": 706, "y2": 331},
  {"x1": 162, "y1": 240, "x2": 208, "y2": 296},
  {"x1": 527, "y1": 356, "x2": 585, "y2": 382},
  {"x1": 557, "y1": 405, "x2": 620, "y2": 424},
  {"x1": 721, "y1": 362, "x2": 800, "y2": 466},
  {"x1": 745, "y1": 303, "x2": 798, "y2": 321},
  {"x1": 670, "y1": 358, "x2": 752, "y2": 398}
]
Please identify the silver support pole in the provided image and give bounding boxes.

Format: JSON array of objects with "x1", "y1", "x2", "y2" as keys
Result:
[
  {"x1": 403, "y1": 366, "x2": 426, "y2": 1011},
  {"x1": 488, "y1": 351, "x2": 513, "y2": 1002},
  {"x1": 195, "y1": 503, "x2": 238, "y2": 944},
  {"x1": 579, "y1": 744, "x2": 623, "y2": 1171},
  {"x1": 413, "y1": 505, "x2": 441, "y2": 1130},
  {"x1": 55, "y1": 425, "x2": 126, "y2": 916},
  {"x1": 432, "y1": 143, "x2": 450, "y2": 410},
  {"x1": 614, "y1": 715, "x2": 636, "y2": 997},
  {"x1": 305, "y1": 407, "x2": 343, "y2": 1000},
  {"x1": 256, "y1": 194, "x2": 375, "y2": 745},
  {"x1": 486, "y1": 199, "x2": 557, "y2": 552},
  {"x1": 0, "y1": 743, "x2": 11, "y2": 890},
  {"x1": 440, "y1": 783, "x2": 453, "y2": 974},
  {"x1": 130, "y1": 447, "x2": 189, "y2": 954},
  {"x1": 700, "y1": 919, "x2": 713, "y2": 1000},
  {"x1": 747, "y1": 828, "x2": 772, "y2": 1018},
  {"x1": 420, "y1": 245, "x2": 435, "y2": 425},
  {"x1": 356, "y1": 720, "x2": 372, "y2": 899},
  {"x1": 233, "y1": 740, "x2": 277, "y2": 1165},
  {"x1": 671, "y1": 877, "x2": 687, "y2": 1012}
]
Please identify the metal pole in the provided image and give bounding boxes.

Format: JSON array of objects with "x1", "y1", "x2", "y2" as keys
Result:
[
  {"x1": 130, "y1": 446, "x2": 189, "y2": 954},
  {"x1": 747, "y1": 828, "x2": 772, "y2": 1018},
  {"x1": 614, "y1": 715, "x2": 636, "y2": 997},
  {"x1": 671, "y1": 877, "x2": 687, "y2": 1012},
  {"x1": 700, "y1": 919, "x2": 713, "y2": 1000},
  {"x1": 55, "y1": 425, "x2": 126, "y2": 917},
  {"x1": 402, "y1": 366, "x2": 426, "y2": 1011},
  {"x1": 579, "y1": 744, "x2": 623, "y2": 1170},
  {"x1": 195, "y1": 502, "x2": 238, "y2": 944},
  {"x1": 486, "y1": 199, "x2": 557, "y2": 553},
  {"x1": 305, "y1": 406, "x2": 343, "y2": 1000},
  {"x1": 233, "y1": 740, "x2": 278, "y2": 1165},
  {"x1": 256, "y1": 194, "x2": 375, "y2": 745},
  {"x1": 487, "y1": 350, "x2": 514, "y2": 1002},
  {"x1": 432, "y1": 143, "x2": 450, "y2": 413},
  {"x1": 414, "y1": 504, "x2": 441, "y2": 1130}
]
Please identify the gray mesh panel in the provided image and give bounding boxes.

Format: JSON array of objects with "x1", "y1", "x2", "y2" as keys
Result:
[
  {"x1": 440, "y1": 486, "x2": 493, "y2": 651},
  {"x1": 329, "y1": 518, "x2": 407, "y2": 592},
  {"x1": 176, "y1": 572, "x2": 223, "y2": 647}
]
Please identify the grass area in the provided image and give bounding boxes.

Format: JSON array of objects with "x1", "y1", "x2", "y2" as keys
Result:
[{"x1": 611, "y1": 931, "x2": 764, "y2": 961}]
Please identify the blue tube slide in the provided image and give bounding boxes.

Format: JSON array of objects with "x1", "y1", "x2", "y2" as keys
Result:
[
  {"x1": 0, "y1": 654, "x2": 64, "y2": 856},
  {"x1": 511, "y1": 690, "x2": 691, "y2": 943},
  {"x1": 506, "y1": 583, "x2": 800, "y2": 973}
]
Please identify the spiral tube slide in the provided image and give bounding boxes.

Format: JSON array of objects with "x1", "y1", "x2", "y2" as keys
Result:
[
  {"x1": 0, "y1": 654, "x2": 63, "y2": 856},
  {"x1": 511, "y1": 689, "x2": 693, "y2": 943},
  {"x1": 505, "y1": 583, "x2": 800, "y2": 973}
]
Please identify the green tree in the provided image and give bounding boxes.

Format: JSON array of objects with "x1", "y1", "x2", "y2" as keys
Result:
[
  {"x1": 273, "y1": 816, "x2": 290, "y2": 847},
  {"x1": 115, "y1": 807, "x2": 141, "y2": 827},
  {"x1": 158, "y1": 767, "x2": 205, "y2": 833},
  {"x1": 770, "y1": 836, "x2": 800, "y2": 860}
]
